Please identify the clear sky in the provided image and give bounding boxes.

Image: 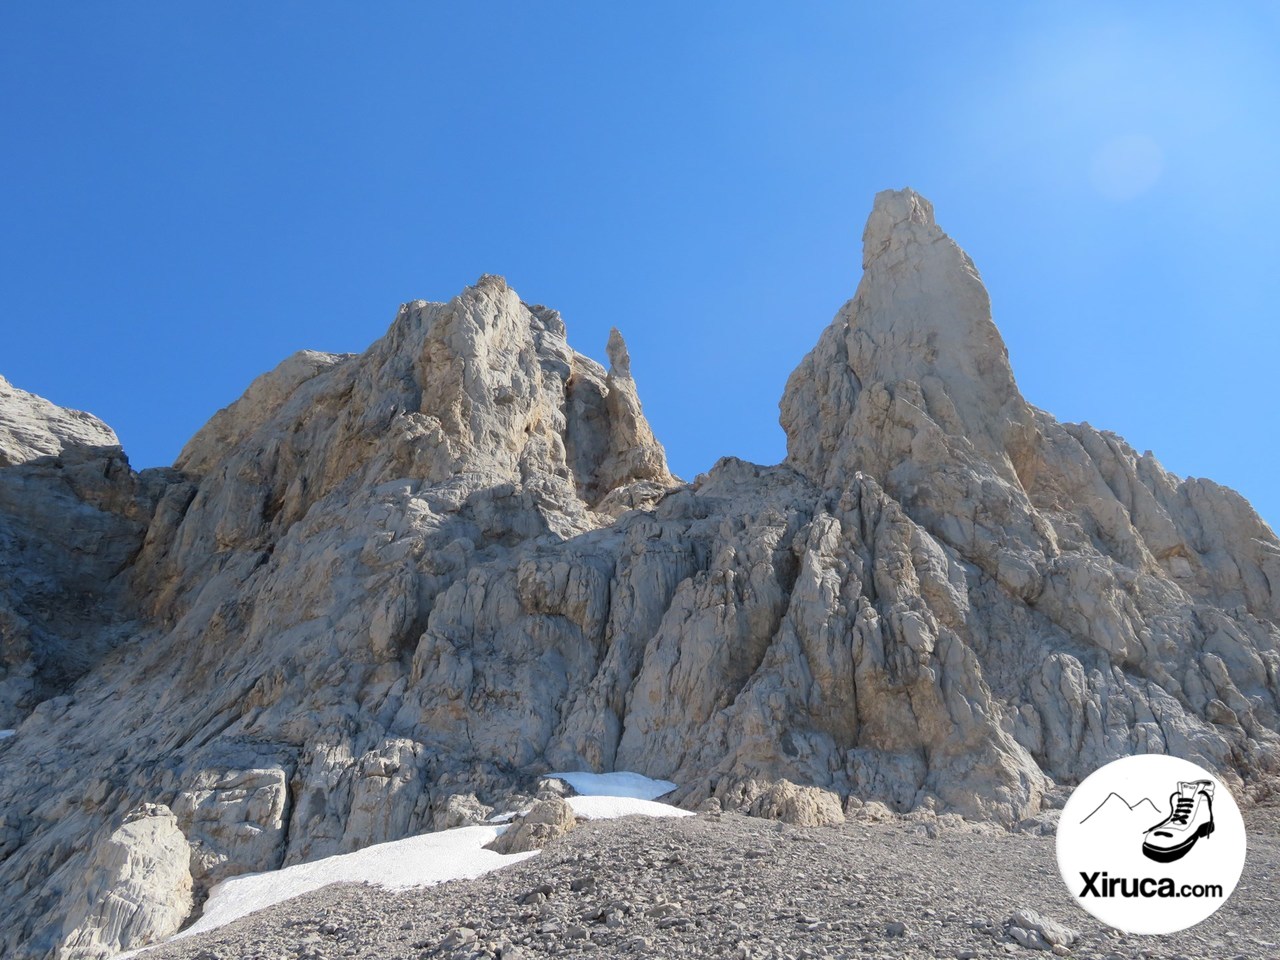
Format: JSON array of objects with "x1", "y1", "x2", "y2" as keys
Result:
[{"x1": 2, "y1": 3, "x2": 1277, "y2": 528}]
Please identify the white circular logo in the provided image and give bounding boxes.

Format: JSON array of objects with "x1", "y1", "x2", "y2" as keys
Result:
[{"x1": 1056, "y1": 755, "x2": 1246, "y2": 934}]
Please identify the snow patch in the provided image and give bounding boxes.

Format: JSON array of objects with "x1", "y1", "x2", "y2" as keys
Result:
[
  {"x1": 174, "y1": 826, "x2": 534, "y2": 942},
  {"x1": 548, "y1": 770, "x2": 677, "y2": 801},
  {"x1": 568, "y1": 795, "x2": 694, "y2": 820},
  {"x1": 0, "y1": 729, "x2": 15, "y2": 740},
  {"x1": 120, "y1": 771, "x2": 687, "y2": 956}
]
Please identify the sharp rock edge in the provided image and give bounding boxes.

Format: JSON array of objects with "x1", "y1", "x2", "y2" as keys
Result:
[{"x1": 0, "y1": 190, "x2": 1277, "y2": 959}]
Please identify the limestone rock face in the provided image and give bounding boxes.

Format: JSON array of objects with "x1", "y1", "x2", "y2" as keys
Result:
[
  {"x1": 0, "y1": 193, "x2": 1277, "y2": 958},
  {"x1": 0, "y1": 382, "x2": 174, "y2": 729},
  {"x1": 777, "y1": 189, "x2": 1280, "y2": 806},
  {"x1": 172, "y1": 766, "x2": 291, "y2": 891},
  {"x1": 0, "y1": 376, "x2": 119, "y2": 467},
  {"x1": 55, "y1": 804, "x2": 193, "y2": 959}
]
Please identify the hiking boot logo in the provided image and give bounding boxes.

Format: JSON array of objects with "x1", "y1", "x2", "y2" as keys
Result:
[
  {"x1": 1142, "y1": 779, "x2": 1215, "y2": 863},
  {"x1": 1056, "y1": 755, "x2": 1247, "y2": 935}
]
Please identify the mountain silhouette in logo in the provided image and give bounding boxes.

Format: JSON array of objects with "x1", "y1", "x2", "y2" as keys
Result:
[{"x1": 1080, "y1": 792, "x2": 1161, "y2": 826}]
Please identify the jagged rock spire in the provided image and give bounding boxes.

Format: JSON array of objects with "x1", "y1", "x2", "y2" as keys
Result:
[
  {"x1": 782, "y1": 187, "x2": 1036, "y2": 491},
  {"x1": 606, "y1": 327, "x2": 631, "y2": 378}
]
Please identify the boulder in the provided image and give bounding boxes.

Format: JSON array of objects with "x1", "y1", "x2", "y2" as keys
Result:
[
  {"x1": 486, "y1": 797, "x2": 577, "y2": 855},
  {"x1": 746, "y1": 780, "x2": 845, "y2": 827},
  {"x1": 434, "y1": 793, "x2": 495, "y2": 831}
]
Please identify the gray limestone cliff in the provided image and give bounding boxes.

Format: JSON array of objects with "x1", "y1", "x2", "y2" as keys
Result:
[{"x1": 0, "y1": 191, "x2": 1276, "y2": 959}]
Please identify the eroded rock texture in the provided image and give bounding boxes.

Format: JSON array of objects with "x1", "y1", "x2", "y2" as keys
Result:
[{"x1": 0, "y1": 191, "x2": 1276, "y2": 958}]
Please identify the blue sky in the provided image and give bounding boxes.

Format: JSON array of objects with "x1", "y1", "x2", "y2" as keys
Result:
[{"x1": 2, "y1": 4, "x2": 1277, "y2": 527}]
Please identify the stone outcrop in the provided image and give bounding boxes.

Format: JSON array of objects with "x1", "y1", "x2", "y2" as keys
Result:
[
  {"x1": 485, "y1": 798, "x2": 577, "y2": 855},
  {"x1": 0, "y1": 375, "x2": 119, "y2": 468},
  {"x1": 745, "y1": 779, "x2": 846, "y2": 827},
  {"x1": 0, "y1": 190, "x2": 1277, "y2": 958},
  {"x1": 55, "y1": 804, "x2": 193, "y2": 959},
  {"x1": 433, "y1": 793, "x2": 495, "y2": 831},
  {"x1": 172, "y1": 766, "x2": 291, "y2": 890}
]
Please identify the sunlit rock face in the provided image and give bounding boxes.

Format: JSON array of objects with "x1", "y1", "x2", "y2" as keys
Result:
[{"x1": 1, "y1": 191, "x2": 1277, "y2": 958}]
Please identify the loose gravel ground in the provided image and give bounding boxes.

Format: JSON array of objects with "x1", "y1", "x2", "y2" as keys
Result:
[{"x1": 140, "y1": 803, "x2": 1280, "y2": 960}]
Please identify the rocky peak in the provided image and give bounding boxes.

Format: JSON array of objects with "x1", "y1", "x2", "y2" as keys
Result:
[
  {"x1": 0, "y1": 374, "x2": 120, "y2": 467},
  {"x1": 859, "y1": 186, "x2": 937, "y2": 266},
  {"x1": 782, "y1": 187, "x2": 1036, "y2": 492},
  {"x1": 168, "y1": 276, "x2": 673, "y2": 544}
]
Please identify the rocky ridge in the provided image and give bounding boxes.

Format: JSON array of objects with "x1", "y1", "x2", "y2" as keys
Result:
[{"x1": 0, "y1": 190, "x2": 1277, "y2": 958}]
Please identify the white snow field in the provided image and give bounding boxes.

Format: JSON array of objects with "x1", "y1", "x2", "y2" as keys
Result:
[
  {"x1": 122, "y1": 771, "x2": 688, "y2": 955},
  {"x1": 174, "y1": 825, "x2": 535, "y2": 941},
  {"x1": 547, "y1": 770, "x2": 691, "y2": 821},
  {"x1": 567, "y1": 794, "x2": 694, "y2": 820},
  {"x1": 485, "y1": 771, "x2": 690, "y2": 824},
  {"x1": 548, "y1": 770, "x2": 677, "y2": 801}
]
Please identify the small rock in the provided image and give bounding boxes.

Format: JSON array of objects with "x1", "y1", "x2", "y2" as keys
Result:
[
  {"x1": 1009, "y1": 909, "x2": 1079, "y2": 948},
  {"x1": 536, "y1": 777, "x2": 576, "y2": 800},
  {"x1": 1009, "y1": 925, "x2": 1050, "y2": 951},
  {"x1": 440, "y1": 927, "x2": 478, "y2": 950},
  {"x1": 645, "y1": 902, "x2": 682, "y2": 919},
  {"x1": 748, "y1": 779, "x2": 845, "y2": 826},
  {"x1": 856, "y1": 800, "x2": 895, "y2": 822},
  {"x1": 519, "y1": 883, "x2": 554, "y2": 905},
  {"x1": 886, "y1": 921, "x2": 907, "y2": 937}
]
